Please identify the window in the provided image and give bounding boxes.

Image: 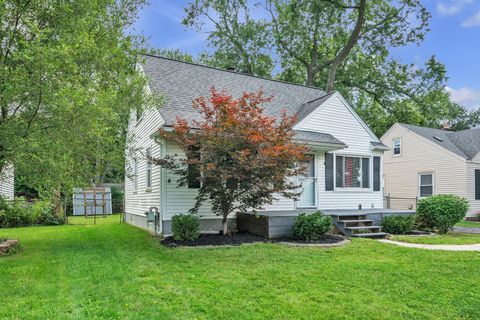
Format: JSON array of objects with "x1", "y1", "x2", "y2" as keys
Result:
[
  {"x1": 133, "y1": 158, "x2": 138, "y2": 191},
  {"x1": 145, "y1": 148, "x2": 152, "y2": 189},
  {"x1": 419, "y1": 173, "x2": 433, "y2": 197},
  {"x1": 393, "y1": 138, "x2": 401, "y2": 155},
  {"x1": 187, "y1": 145, "x2": 201, "y2": 189},
  {"x1": 335, "y1": 156, "x2": 370, "y2": 189}
]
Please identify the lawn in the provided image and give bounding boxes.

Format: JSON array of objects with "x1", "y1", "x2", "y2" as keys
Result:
[
  {"x1": 0, "y1": 216, "x2": 479, "y2": 320},
  {"x1": 456, "y1": 220, "x2": 480, "y2": 228},
  {"x1": 389, "y1": 233, "x2": 480, "y2": 245}
]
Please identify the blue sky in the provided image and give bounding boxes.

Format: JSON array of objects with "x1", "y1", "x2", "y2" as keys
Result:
[{"x1": 131, "y1": 0, "x2": 480, "y2": 110}]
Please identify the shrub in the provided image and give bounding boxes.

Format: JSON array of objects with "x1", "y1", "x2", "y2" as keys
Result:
[
  {"x1": 33, "y1": 200, "x2": 65, "y2": 226},
  {"x1": 381, "y1": 215, "x2": 415, "y2": 234},
  {"x1": 0, "y1": 197, "x2": 32, "y2": 228},
  {"x1": 171, "y1": 214, "x2": 200, "y2": 241},
  {"x1": 291, "y1": 211, "x2": 332, "y2": 241},
  {"x1": 416, "y1": 194, "x2": 469, "y2": 234}
]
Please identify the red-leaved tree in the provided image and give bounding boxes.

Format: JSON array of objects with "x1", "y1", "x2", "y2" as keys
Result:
[{"x1": 155, "y1": 88, "x2": 308, "y2": 234}]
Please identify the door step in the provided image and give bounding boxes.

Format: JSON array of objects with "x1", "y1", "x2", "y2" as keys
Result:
[{"x1": 351, "y1": 232, "x2": 389, "y2": 238}]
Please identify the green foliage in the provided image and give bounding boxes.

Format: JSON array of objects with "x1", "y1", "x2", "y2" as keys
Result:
[
  {"x1": 0, "y1": 198, "x2": 33, "y2": 228},
  {"x1": 0, "y1": 0, "x2": 150, "y2": 197},
  {"x1": 171, "y1": 214, "x2": 200, "y2": 241},
  {"x1": 0, "y1": 197, "x2": 64, "y2": 228},
  {"x1": 416, "y1": 195, "x2": 469, "y2": 234},
  {"x1": 381, "y1": 215, "x2": 415, "y2": 235},
  {"x1": 33, "y1": 200, "x2": 65, "y2": 226},
  {"x1": 291, "y1": 211, "x2": 332, "y2": 241}
]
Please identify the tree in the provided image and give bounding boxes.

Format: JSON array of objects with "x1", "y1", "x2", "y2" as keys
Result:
[
  {"x1": 154, "y1": 88, "x2": 308, "y2": 234},
  {"x1": 0, "y1": 1, "x2": 149, "y2": 200},
  {"x1": 183, "y1": 0, "x2": 274, "y2": 76}
]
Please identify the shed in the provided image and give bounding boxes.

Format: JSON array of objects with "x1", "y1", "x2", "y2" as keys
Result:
[{"x1": 72, "y1": 188, "x2": 112, "y2": 216}]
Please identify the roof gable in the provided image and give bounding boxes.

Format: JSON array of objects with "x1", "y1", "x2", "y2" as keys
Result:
[{"x1": 398, "y1": 123, "x2": 480, "y2": 160}]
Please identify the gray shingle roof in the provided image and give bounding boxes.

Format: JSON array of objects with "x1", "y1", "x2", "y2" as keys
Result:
[
  {"x1": 293, "y1": 130, "x2": 346, "y2": 147},
  {"x1": 141, "y1": 54, "x2": 328, "y2": 126},
  {"x1": 295, "y1": 92, "x2": 335, "y2": 124},
  {"x1": 400, "y1": 123, "x2": 480, "y2": 159}
]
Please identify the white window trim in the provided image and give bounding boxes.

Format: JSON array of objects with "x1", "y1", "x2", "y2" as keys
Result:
[
  {"x1": 418, "y1": 172, "x2": 434, "y2": 198},
  {"x1": 333, "y1": 153, "x2": 372, "y2": 192},
  {"x1": 133, "y1": 158, "x2": 138, "y2": 193},
  {"x1": 392, "y1": 138, "x2": 401, "y2": 157},
  {"x1": 145, "y1": 147, "x2": 152, "y2": 191}
]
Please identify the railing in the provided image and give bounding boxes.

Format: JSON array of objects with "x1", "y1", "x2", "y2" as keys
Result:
[{"x1": 384, "y1": 193, "x2": 418, "y2": 210}]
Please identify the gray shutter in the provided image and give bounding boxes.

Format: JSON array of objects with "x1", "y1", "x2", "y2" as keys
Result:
[
  {"x1": 325, "y1": 153, "x2": 334, "y2": 191},
  {"x1": 362, "y1": 158, "x2": 370, "y2": 188},
  {"x1": 373, "y1": 156, "x2": 381, "y2": 191},
  {"x1": 476, "y1": 169, "x2": 480, "y2": 200}
]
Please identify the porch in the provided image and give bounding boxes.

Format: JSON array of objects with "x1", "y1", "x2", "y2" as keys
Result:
[{"x1": 237, "y1": 209, "x2": 415, "y2": 239}]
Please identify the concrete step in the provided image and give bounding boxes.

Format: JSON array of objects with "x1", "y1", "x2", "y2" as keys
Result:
[
  {"x1": 340, "y1": 219, "x2": 373, "y2": 224},
  {"x1": 345, "y1": 225, "x2": 381, "y2": 230},
  {"x1": 351, "y1": 232, "x2": 389, "y2": 238},
  {"x1": 335, "y1": 215, "x2": 368, "y2": 221}
]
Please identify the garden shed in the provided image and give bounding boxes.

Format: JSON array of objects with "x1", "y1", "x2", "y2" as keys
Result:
[{"x1": 72, "y1": 187, "x2": 112, "y2": 216}]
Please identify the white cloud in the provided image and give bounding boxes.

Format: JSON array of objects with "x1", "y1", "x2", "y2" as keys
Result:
[
  {"x1": 462, "y1": 11, "x2": 480, "y2": 27},
  {"x1": 445, "y1": 86, "x2": 480, "y2": 110},
  {"x1": 437, "y1": 0, "x2": 474, "y2": 16}
]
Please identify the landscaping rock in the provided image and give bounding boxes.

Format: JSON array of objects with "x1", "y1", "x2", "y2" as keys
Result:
[{"x1": 0, "y1": 240, "x2": 19, "y2": 255}]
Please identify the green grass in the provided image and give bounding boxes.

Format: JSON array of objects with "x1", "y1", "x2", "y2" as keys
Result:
[
  {"x1": 389, "y1": 233, "x2": 480, "y2": 245},
  {"x1": 456, "y1": 220, "x2": 480, "y2": 228},
  {"x1": 1, "y1": 216, "x2": 479, "y2": 319}
]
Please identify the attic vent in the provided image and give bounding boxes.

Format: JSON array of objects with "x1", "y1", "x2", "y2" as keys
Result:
[{"x1": 433, "y1": 136, "x2": 443, "y2": 142}]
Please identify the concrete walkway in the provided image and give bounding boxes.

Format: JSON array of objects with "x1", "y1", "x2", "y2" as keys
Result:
[
  {"x1": 453, "y1": 226, "x2": 480, "y2": 234},
  {"x1": 378, "y1": 239, "x2": 480, "y2": 251}
]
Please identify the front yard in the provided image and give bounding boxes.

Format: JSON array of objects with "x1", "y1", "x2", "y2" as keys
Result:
[
  {"x1": 0, "y1": 216, "x2": 479, "y2": 320},
  {"x1": 389, "y1": 233, "x2": 480, "y2": 245}
]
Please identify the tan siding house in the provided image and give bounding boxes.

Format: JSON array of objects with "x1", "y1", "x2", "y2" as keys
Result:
[{"x1": 382, "y1": 123, "x2": 480, "y2": 215}]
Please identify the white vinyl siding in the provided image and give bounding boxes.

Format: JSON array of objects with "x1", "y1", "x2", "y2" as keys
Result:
[
  {"x1": 124, "y1": 96, "x2": 164, "y2": 230},
  {"x1": 0, "y1": 165, "x2": 14, "y2": 199}
]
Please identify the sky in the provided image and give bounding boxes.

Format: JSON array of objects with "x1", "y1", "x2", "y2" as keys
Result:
[{"x1": 131, "y1": 0, "x2": 480, "y2": 110}]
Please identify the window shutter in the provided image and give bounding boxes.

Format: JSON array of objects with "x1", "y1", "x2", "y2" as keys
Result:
[
  {"x1": 325, "y1": 153, "x2": 334, "y2": 191},
  {"x1": 476, "y1": 169, "x2": 480, "y2": 200},
  {"x1": 362, "y1": 158, "x2": 370, "y2": 188},
  {"x1": 373, "y1": 156, "x2": 381, "y2": 191}
]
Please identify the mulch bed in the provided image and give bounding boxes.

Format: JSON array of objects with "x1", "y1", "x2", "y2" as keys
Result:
[{"x1": 161, "y1": 232, "x2": 345, "y2": 248}]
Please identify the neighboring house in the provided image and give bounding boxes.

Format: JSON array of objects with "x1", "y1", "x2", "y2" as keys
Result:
[
  {"x1": 0, "y1": 165, "x2": 14, "y2": 199},
  {"x1": 382, "y1": 123, "x2": 480, "y2": 215},
  {"x1": 125, "y1": 54, "x2": 389, "y2": 235}
]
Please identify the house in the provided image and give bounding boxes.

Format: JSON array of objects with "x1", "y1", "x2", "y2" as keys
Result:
[
  {"x1": 124, "y1": 54, "x2": 393, "y2": 237},
  {"x1": 381, "y1": 123, "x2": 480, "y2": 216},
  {"x1": 0, "y1": 165, "x2": 14, "y2": 199}
]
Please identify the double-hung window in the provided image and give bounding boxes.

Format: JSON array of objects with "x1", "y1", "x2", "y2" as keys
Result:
[
  {"x1": 335, "y1": 156, "x2": 370, "y2": 189},
  {"x1": 146, "y1": 148, "x2": 152, "y2": 190},
  {"x1": 393, "y1": 138, "x2": 401, "y2": 155},
  {"x1": 187, "y1": 145, "x2": 201, "y2": 189},
  {"x1": 419, "y1": 173, "x2": 433, "y2": 197}
]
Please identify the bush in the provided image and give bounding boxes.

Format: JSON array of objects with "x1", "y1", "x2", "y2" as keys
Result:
[
  {"x1": 0, "y1": 197, "x2": 32, "y2": 228},
  {"x1": 416, "y1": 194, "x2": 469, "y2": 234},
  {"x1": 291, "y1": 211, "x2": 332, "y2": 241},
  {"x1": 171, "y1": 214, "x2": 200, "y2": 241},
  {"x1": 33, "y1": 200, "x2": 65, "y2": 226},
  {"x1": 381, "y1": 215, "x2": 415, "y2": 234}
]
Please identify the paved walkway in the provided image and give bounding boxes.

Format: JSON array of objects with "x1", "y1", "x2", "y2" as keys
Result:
[
  {"x1": 453, "y1": 226, "x2": 480, "y2": 234},
  {"x1": 378, "y1": 239, "x2": 480, "y2": 251}
]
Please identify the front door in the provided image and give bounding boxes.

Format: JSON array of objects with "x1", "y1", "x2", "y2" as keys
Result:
[{"x1": 297, "y1": 154, "x2": 316, "y2": 208}]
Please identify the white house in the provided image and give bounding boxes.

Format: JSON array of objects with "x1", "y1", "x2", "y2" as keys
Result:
[
  {"x1": 382, "y1": 123, "x2": 480, "y2": 216},
  {"x1": 124, "y1": 54, "x2": 389, "y2": 235},
  {"x1": 0, "y1": 165, "x2": 14, "y2": 199}
]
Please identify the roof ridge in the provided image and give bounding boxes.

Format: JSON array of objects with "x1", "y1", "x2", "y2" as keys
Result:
[{"x1": 139, "y1": 53, "x2": 325, "y2": 92}]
